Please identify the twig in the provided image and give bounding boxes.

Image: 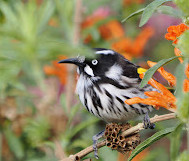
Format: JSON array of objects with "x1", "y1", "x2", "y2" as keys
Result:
[
  {"x1": 65, "y1": 0, "x2": 82, "y2": 111},
  {"x1": 122, "y1": 113, "x2": 176, "y2": 136},
  {"x1": 60, "y1": 113, "x2": 176, "y2": 161}
]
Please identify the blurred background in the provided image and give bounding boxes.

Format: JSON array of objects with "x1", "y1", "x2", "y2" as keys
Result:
[{"x1": 0, "y1": 0, "x2": 184, "y2": 161}]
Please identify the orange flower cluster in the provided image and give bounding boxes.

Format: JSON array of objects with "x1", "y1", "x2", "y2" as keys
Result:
[
  {"x1": 111, "y1": 27, "x2": 154, "y2": 59},
  {"x1": 43, "y1": 56, "x2": 68, "y2": 85},
  {"x1": 82, "y1": 9, "x2": 154, "y2": 60},
  {"x1": 165, "y1": 23, "x2": 189, "y2": 44},
  {"x1": 125, "y1": 70, "x2": 177, "y2": 112},
  {"x1": 125, "y1": 48, "x2": 189, "y2": 112},
  {"x1": 147, "y1": 61, "x2": 176, "y2": 87},
  {"x1": 125, "y1": 24, "x2": 189, "y2": 112},
  {"x1": 82, "y1": 18, "x2": 125, "y2": 44},
  {"x1": 99, "y1": 20, "x2": 125, "y2": 40}
]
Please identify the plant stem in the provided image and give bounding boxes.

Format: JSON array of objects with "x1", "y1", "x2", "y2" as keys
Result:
[
  {"x1": 187, "y1": 122, "x2": 189, "y2": 152},
  {"x1": 60, "y1": 113, "x2": 177, "y2": 161},
  {"x1": 65, "y1": 0, "x2": 82, "y2": 111},
  {"x1": 0, "y1": 132, "x2": 2, "y2": 161}
]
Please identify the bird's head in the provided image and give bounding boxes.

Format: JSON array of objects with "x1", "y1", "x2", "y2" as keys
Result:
[{"x1": 59, "y1": 48, "x2": 139, "y2": 80}]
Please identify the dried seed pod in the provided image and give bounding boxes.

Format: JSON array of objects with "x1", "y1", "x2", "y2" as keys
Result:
[
  {"x1": 113, "y1": 138, "x2": 119, "y2": 143},
  {"x1": 106, "y1": 136, "x2": 112, "y2": 142},
  {"x1": 111, "y1": 144, "x2": 118, "y2": 150},
  {"x1": 105, "y1": 123, "x2": 140, "y2": 153},
  {"x1": 118, "y1": 135, "x2": 124, "y2": 141},
  {"x1": 104, "y1": 131, "x2": 109, "y2": 137},
  {"x1": 108, "y1": 127, "x2": 113, "y2": 132},
  {"x1": 127, "y1": 140, "x2": 132, "y2": 146},
  {"x1": 111, "y1": 132, "x2": 117, "y2": 138},
  {"x1": 106, "y1": 142, "x2": 112, "y2": 147},
  {"x1": 75, "y1": 156, "x2": 80, "y2": 161}
]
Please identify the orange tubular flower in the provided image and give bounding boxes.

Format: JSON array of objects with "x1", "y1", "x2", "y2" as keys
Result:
[
  {"x1": 125, "y1": 73, "x2": 177, "y2": 112},
  {"x1": 112, "y1": 26, "x2": 154, "y2": 59},
  {"x1": 147, "y1": 61, "x2": 176, "y2": 87},
  {"x1": 131, "y1": 27, "x2": 154, "y2": 56},
  {"x1": 184, "y1": 79, "x2": 189, "y2": 92},
  {"x1": 186, "y1": 65, "x2": 189, "y2": 79},
  {"x1": 165, "y1": 23, "x2": 189, "y2": 44},
  {"x1": 99, "y1": 20, "x2": 125, "y2": 40},
  {"x1": 125, "y1": 24, "x2": 189, "y2": 112},
  {"x1": 174, "y1": 47, "x2": 183, "y2": 63},
  {"x1": 82, "y1": 8, "x2": 154, "y2": 60},
  {"x1": 44, "y1": 56, "x2": 68, "y2": 85}
]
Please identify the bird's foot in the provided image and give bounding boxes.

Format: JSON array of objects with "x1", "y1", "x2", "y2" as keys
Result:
[
  {"x1": 92, "y1": 130, "x2": 105, "y2": 159},
  {"x1": 143, "y1": 113, "x2": 155, "y2": 129}
]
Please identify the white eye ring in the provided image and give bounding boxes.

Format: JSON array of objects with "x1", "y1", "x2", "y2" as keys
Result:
[{"x1": 92, "y1": 59, "x2": 98, "y2": 65}]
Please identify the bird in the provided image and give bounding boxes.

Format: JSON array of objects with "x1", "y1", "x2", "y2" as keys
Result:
[{"x1": 59, "y1": 48, "x2": 157, "y2": 158}]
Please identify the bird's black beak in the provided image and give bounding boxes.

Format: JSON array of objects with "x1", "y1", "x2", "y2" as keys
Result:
[{"x1": 58, "y1": 57, "x2": 85, "y2": 67}]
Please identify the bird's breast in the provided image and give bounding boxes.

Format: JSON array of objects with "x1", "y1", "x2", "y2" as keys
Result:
[{"x1": 75, "y1": 75, "x2": 154, "y2": 123}]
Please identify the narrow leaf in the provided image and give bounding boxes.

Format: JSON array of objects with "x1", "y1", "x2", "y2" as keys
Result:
[
  {"x1": 128, "y1": 127, "x2": 175, "y2": 161},
  {"x1": 139, "y1": 0, "x2": 172, "y2": 27},
  {"x1": 121, "y1": 8, "x2": 145, "y2": 23},
  {"x1": 157, "y1": 5, "x2": 184, "y2": 18},
  {"x1": 140, "y1": 56, "x2": 182, "y2": 88},
  {"x1": 175, "y1": 62, "x2": 187, "y2": 97},
  {"x1": 4, "y1": 127, "x2": 24, "y2": 159},
  {"x1": 65, "y1": 118, "x2": 99, "y2": 140},
  {"x1": 38, "y1": 0, "x2": 55, "y2": 34},
  {"x1": 170, "y1": 123, "x2": 184, "y2": 161}
]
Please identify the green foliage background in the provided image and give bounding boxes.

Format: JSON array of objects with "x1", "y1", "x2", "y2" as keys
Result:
[{"x1": 0, "y1": 0, "x2": 188, "y2": 161}]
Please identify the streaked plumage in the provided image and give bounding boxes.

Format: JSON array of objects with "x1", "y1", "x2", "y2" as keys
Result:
[{"x1": 59, "y1": 48, "x2": 157, "y2": 123}]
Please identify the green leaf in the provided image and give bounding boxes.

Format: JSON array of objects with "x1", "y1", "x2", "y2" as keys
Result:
[
  {"x1": 175, "y1": 59, "x2": 189, "y2": 122},
  {"x1": 65, "y1": 118, "x2": 99, "y2": 140},
  {"x1": 66, "y1": 103, "x2": 81, "y2": 127},
  {"x1": 24, "y1": 117, "x2": 50, "y2": 147},
  {"x1": 178, "y1": 31, "x2": 189, "y2": 56},
  {"x1": 121, "y1": 8, "x2": 145, "y2": 23},
  {"x1": 4, "y1": 127, "x2": 24, "y2": 159},
  {"x1": 175, "y1": 62, "x2": 187, "y2": 97},
  {"x1": 157, "y1": 5, "x2": 184, "y2": 18},
  {"x1": 176, "y1": 151, "x2": 189, "y2": 161},
  {"x1": 140, "y1": 56, "x2": 182, "y2": 88},
  {"x1": 170, "y1": 123, "x2": 184, "y2": 161},
  {"x1": 37, "y1": 0, "x2": 55, "y2": 34},
  {"x1": 128, "y1": 127, "x2": 175, "y2": 161},
  {"x1": 139, "y1": 0, "x2": 172, "y2": 27}
]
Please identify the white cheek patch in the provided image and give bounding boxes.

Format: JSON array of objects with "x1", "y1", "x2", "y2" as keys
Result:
[
  {"x1": 84, "y1": 65, "x2": 94, "y2": 76},
  {"x1": 105, "y1": 64, "x2": 123, "y2": 80}
]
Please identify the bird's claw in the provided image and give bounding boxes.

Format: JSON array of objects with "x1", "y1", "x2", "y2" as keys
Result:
[
  {"x1": 143, "y1": 113, "x2": 155, "y2": 129},
  {"x1": 92, "y1": 140, "x2": 99, "y2": 159},
  {"x1": 92, "y1": 130, "x2": 105, "y2": 159}
]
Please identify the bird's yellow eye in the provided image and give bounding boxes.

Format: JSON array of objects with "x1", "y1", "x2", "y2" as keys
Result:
[{"x1": 137, "y1": 67, "x2": 147, "y2": 74}]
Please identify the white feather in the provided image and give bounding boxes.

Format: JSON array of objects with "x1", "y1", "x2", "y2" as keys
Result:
[
  {"x1": 96, "y1": 50, "x2": 115, "y2": 55},
  {"x1": 105, "y1": 64, "x2": 123, "y2": 80},
  {"x1": 84, "y1": 65, "x2": 94, "y2": 76}
]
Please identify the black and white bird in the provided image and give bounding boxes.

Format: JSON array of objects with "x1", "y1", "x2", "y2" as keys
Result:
[{"x1": 59, "y1": 48, "x2": 156, "y2": 158}]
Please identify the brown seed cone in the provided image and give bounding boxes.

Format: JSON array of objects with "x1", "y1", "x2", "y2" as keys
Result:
[{"x1": 104, "y1": 123, "x2": 140, "y2": 153}]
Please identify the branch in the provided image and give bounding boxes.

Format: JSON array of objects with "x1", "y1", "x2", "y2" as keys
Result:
[{"x1": 60, "y1": 113, "x2": 176, "y2": 161}]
